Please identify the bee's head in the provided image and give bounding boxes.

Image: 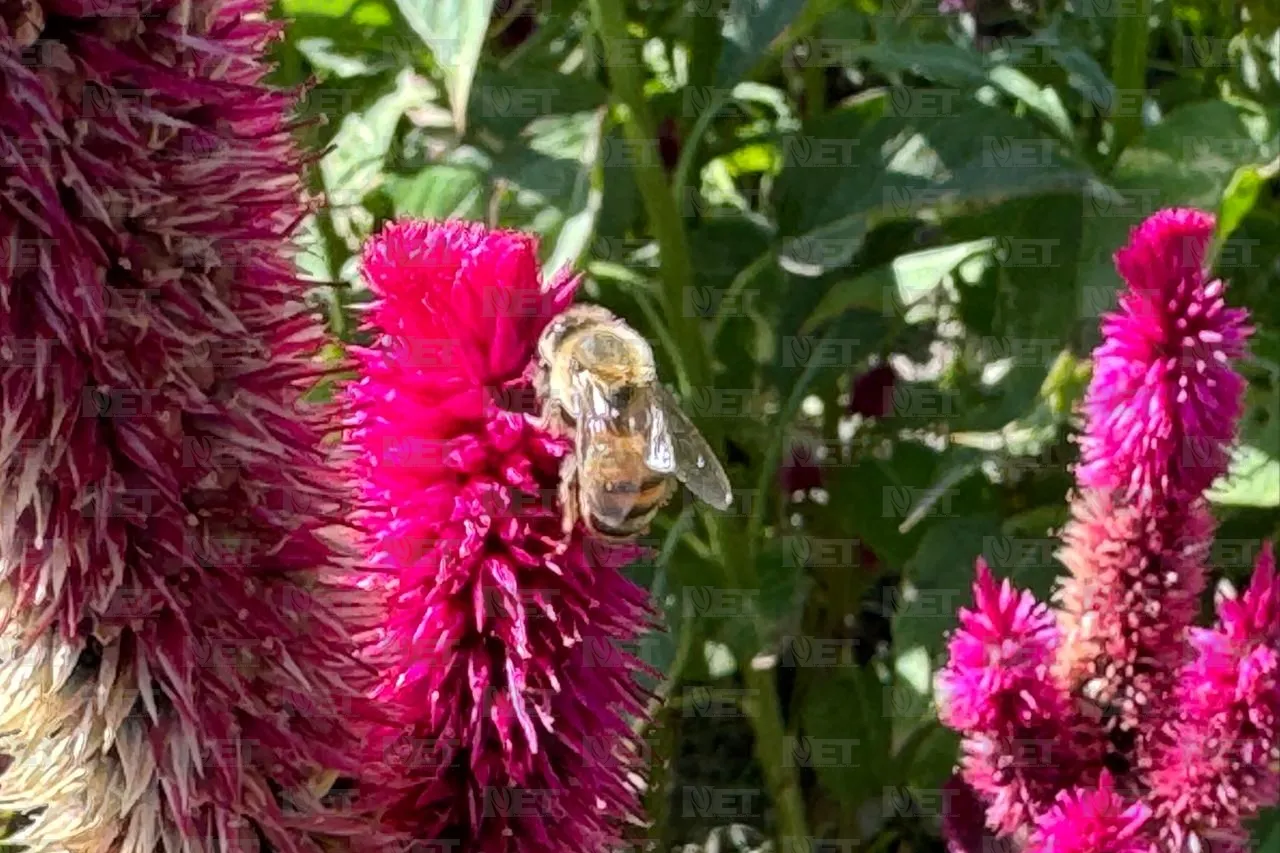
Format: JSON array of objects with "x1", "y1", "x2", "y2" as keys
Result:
[
  {"x1": 538, "y1": 304, "x2": 654, "y2": 382},
  {"x1": 537, "y1": 304, "x2": 614, "y2": 366}
]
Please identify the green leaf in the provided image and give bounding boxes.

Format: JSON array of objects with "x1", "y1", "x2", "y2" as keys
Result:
[
  {"x1": 985, "y1": 65, "x2": 1074, "y2": 141},
  {"x1": 1208, "y1": 445, "x2": 1280, "y2": 508},
  {"x1": 803, "y1": 239, "x2": 995, "y2": 333},
  {"x1": 542, "y1": 110, "x2": 608, "y2": 278},
  {"x1": 894, "y1": 515, "x2": 1005, "y2": 660},
  {"x1": 319, "y1": 69, "x2": 436, "y2": 243},
  {"x1": 485, "y1": 110, "x2": 608, "y2": 272},
  {"x1": 1253, "y1": 808, "x2": 1280, "y2": 853},
  {"x1": 380, "y1": 165, "x2": 487, "y2": 220},
  {"x1": 799, "y1": 666, "x2": 891, "y2": 807},
  {"x1": 393, "y1": 0, "x2": 494, "y2": 133},
  {"x1": 775, "y1": 102, "x2": 1090, "y2": 276},
  {"x1": 716, "y1": 0, "x2": 807, "y2": 87},
  {"x1": 838, "y1": 41, "x2": 989, "y2": 88},
  {"x1": 1209, "y1": 158, "x2": 1280, "y2": 267}
]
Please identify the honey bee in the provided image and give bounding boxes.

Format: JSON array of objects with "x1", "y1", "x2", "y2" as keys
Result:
[{"x1": 534, "y1": 303, "x2": 733, "y2": 541}]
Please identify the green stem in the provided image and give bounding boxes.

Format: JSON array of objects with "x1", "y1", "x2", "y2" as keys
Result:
[
  {"x1": 587, "y1": 0, "x2": 709, "y2": 396},
  {"x1": 709, "y1": 249, "x2": 773, "y2": 344},
  {"x1": 1107, "y1": 0, "x2": 1151, "y2": 165},
  {"x1": 589, "y1": 2, "x2": 810, "y2": 844},
  {"x1": 672, "y1": 88, "x2": 727, "y2": 206},
  {"x1": 803, "y1": 61, "x2": 825, "y2": 121}
]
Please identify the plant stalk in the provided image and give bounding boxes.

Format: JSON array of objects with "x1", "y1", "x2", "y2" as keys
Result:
[
  {"x1": 1107, "y1": 0, "x2": 1151, "y2": 165},
  {"x1": 588, "y1": 0, "x2": 811, "y2": 845},
  {"x1": 586, "y1": 0, "x2": 709, "y2": 395}
]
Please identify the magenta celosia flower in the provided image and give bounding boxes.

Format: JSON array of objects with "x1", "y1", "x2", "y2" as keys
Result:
[
  {"x1": 1150, "y1": 544, "x2": 1280, "y2": 851},
  {"x1": 346, "y1": 219, "x2": 654, "y2": 853},
  {"x1": 938, "y1": 208, "x2": 1269, "y2": 853},
  {"x1": 937, "y1": 558, "x2": 1062, "y2": 733},
  {"x1": 936, "y1": 559, "x2": 1081, "y2": 834},
  {"x1": 1054, "y1": 490, "x2": 1212, "y2": 754},
  {"x1": 1077, "y1": 208, "x2": 1252, "y2": 503},
  {"x1": 0, "y1": 0, "x2": 375, "y2": 849},
  {"x1": 1026, "y1": 771, "x2": 1151, "y2": 853}
]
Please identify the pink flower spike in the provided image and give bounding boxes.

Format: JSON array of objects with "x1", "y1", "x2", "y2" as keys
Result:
[
  {"x1": 1078, "y1": 208, "x2": 1252, "y2": 503},
  {"x1": 1026, "y1": 771, "x2": 1151, "y2": 853},
  {"x1": 0, "y1": 1, "x2": 378, "y2": 848},
  {"x1": 936, "y1": 560, "x2": 1083, "y2": 835},
  {"x1": 937, "y1": 558, "x2": 1061, "y2": 733},
  {"x1": 1218, "y1": 541, "x2": 1279, "y2": 644},
  {"x1": 347, "y1": 219, "x2": 655, "y2": 853},
  {"x1": 1151, "y1": 541, "x2": 1280, "y2": 848}
]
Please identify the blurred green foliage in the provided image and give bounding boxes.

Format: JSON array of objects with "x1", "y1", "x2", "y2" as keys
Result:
[{"x1": 265, "y1": 0, "x2": 1280, "y2": 849}]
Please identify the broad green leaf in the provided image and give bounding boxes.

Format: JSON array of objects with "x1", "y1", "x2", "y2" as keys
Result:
[
  {"x1": 985, "y1": 65, "x2": 1074, "y2": 141},
  {"x1": 468, "y1": 66, "x2": 608, "y2": 140},
  {"x1": 542, "y1": 109, "x2": 608, "y2": 278},
  {"x1": 1208, "y1": 445, "x2": 1280, "y2": 508},
  {"x1": 716, "y1": 0, "x2": 807, "y2": 87},
  {"x1": 838, "y1": 41, "x2": 989, "y2": 88},
  {"x1": 1210, "y1": 158, "x2": 1280, "y2": 267},
  {"x1": 894, "y1": 515, "x2": 1004, "y2": 659},
  {"x1": 380, "y1": 165, "x2": 487, "y2": 220},
  {"x1": 319, "y1": 69, "x2": 436, "y2": 242},
  {"x1": 485, "y1": 111, "x2": 608, "y2": 271},
  {"x1": 775, "y1": 102, "x2": 1090, "y2": 275},
  {"x1": 799, "y1": 666, "x2": 891, "y2": 806},
  {"x1": 802, "y1": 239, "x2": 995, "y2": 333},
  {"x1": 1219, "y1": 165, "x2": 1267, "y2": 240},
  {"x1": 1254, "y1": 808, "x2": 1280, "y2": 853},
  {"x1": 394, "y1": 0, "x2": 494, "y2": 133}
]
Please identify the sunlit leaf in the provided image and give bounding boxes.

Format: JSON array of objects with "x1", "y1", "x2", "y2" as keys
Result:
[{"x1": 393, "y1": 0, "x2": 495, "y2": 133}]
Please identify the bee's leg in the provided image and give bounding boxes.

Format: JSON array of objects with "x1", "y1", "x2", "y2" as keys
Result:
[
  {"x1": 557, "y1": 454, "x2": 581, "y2": 535},
  {"x1": 532, "y1": 398, "x2": 573, "y2": 438},
  {"x1": 532, "y1": 360, "x2": 551, "y2": 401}
]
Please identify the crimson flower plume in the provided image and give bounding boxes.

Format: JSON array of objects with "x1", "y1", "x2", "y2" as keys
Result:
[
  {"x1": 0, "y1": 0, "x2": 375, "y2": 849},
  {"x1": 346, "y1": 219, "x2": 654, "y2": 853}
]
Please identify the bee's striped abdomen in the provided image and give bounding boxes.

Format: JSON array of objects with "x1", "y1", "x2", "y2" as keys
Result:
[{"x1": 584, "y1": 473, "x2": 672, "y2": 540}]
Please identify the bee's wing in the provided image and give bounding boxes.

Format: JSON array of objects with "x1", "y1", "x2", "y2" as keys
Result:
[
  {"x1": 646, "y1": 384, "x2": 734, "y2": 510},
  {"x1": 575, "y1": 375, "x2": 617, "y2": 451}
]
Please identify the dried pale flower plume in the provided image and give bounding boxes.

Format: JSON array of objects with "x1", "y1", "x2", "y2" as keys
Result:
[
  {"x1": 936, "y1": 209, "x2": 1274, "y2": 853},
  {"x1": 0, "y1": 0, "x2": 377, "y2": 849},
  {"x1": 345, "y1": 219, "x2": 654, "y2": 853}
]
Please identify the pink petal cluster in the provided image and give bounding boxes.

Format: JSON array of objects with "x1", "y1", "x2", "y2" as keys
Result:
[
  {"x1": 0, "y1": 0, "x2": 377, "y2": 849},
  {"x1": 1026, "y1": 771, "x2": 1151, "y2": 853},
  {"x1": 937, "y1": 209, "x2": 1274, "y2": 853},
  {"x1": 1150, "y1": 543, "x2": 1280, "y2": 852},
  {"x1": 345, "y1": 220, "x2": 654, "y2": 853},
  {"x1": 937, "y1": 560, "x2": 1093, "y2": 836},
  {"x1": 1077, "y1": 208, "x2": 1251, "y2": 502}
]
